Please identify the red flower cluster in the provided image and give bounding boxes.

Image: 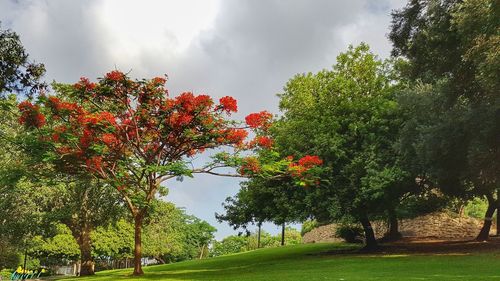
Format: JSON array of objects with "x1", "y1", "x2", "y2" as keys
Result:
[
  {"x1": 101, "y1": 133, "x2": 118, "y2": 147},
  {"x1": 298, "y1": 155, "x2": 323, "y2": 168},
  {"x1": 245, "y1": 111, "x2": 273, "y2": 129},
  {"x1": 74, "y1": 77, "x2": 96, "y2": 91},
  {"x1": 18, "y1": 101, "x2": 46, "y2": 128},
  {"x1": 252, "y1": 136, "x2": 273, "y2": 148},
  {"x1": 46, "y1": 96, "x2": 79, "y2": 114},
  {"x1": 105, "y1": 70, "x2": 124, "y2": 81},
  {"x1": 174, "y1": 92, "x2": 216, "y2": 113},
  {"x1": 223, "y1": 129, "x2": 248, "y2": 145},
  {"x1": 288, "y1": 155, "x2": 323, "y2": 178},
  {"x1": 86, "y1": 156, "x2": 103, "y2": 171},
  {"x1": 219, "y1": 96, "x2": 238, "y2": 113},
  {"x1": 239, "y1": 157, "x2": 260, "y2": 175},
  {"x1": 23, "y1": 71, "x2": 261, "y2": 180},
  {"x1": 152, "y1": 76, "x2": 167, "y2": 85}
]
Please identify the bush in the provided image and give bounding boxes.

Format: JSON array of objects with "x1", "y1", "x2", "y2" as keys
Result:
[
  {"x1": 301, "y1": 220, "x2": 318, "y2": 236},
  {"x1": 335, "y1": 224, "x2": 364, "y2": 243},
  {"x1": 0, "y1": 242, "x2": 19, "y2": 271},
  {"x1": 1, "y1": 269, "x2": 13, "y2": 280},
  {"x1": 465, "y1": 197, "x2": 489, "y2": 219}
]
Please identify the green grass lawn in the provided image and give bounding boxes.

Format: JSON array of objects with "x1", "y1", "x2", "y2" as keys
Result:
[{"x1": 61, "y1": 243, "x2": 500, "y2": 281}]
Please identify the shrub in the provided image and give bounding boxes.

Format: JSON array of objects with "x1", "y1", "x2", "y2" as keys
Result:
[{"x1": 335, "y1": 224, "x2": 364, "y2": 243}]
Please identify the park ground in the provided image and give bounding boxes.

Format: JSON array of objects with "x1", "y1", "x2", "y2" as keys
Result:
[{"x1": 60, "y1": 238, "x2": 500, "y2": 281}]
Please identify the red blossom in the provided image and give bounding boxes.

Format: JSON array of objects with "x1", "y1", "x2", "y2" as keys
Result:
[
  {"x1": 97, "y1": 112, "x2": 117, "y2": 126},
  {"x1": 177, "y1": 113, "x2": 194, "y2": 126},
  {"x1": 297, "y1": 155, "x2": 323, "y2": 168},
  {"x1": 18, "y1": 101, "x2": 46, "y2": 128},
  {"x1": 101, "y1": 133, "x2": 118, "y2": 147},
  {"x1": 219, "y1": 96, "x2": 238, "y2": 113},
  {"x1": 74, "y1": 77, "x2": 96, "y2": 91},
  {"x1": 245, "y1": 111, "x2": 273, "y2": 129},
  {"x1": 80, "y1": 129, "x2": 93, "y2": 148},
  {"x1": 152, "y1": 77, "x2": 167, "y2": 85},
  {"x1": 46, "y1": 96, "x2": 79, "y2": 113},
  {"x1": 255, "y1": 136, "x2": 273, "y2": 148},
  {"x1": 239, "y1": 157, "x2": 260, "y2": 175},
  {"x1": 195, "y1": 95, "x2": 213, "y2": 108},
  {"x1": 224, "y1": 129, "x2": 248, "y2": 145},
  {"x1": 86, "y1": 156, "x2": 103, "y2": 171},
  {"x1": 105, "y1": 71, "x2": 124, "y2": 81},
  {"x1": 176, "y1": 92, "x2": 195, "y2": 112},
  {"x1": 288, "y1": 164, "x2": 307, "y2": 177}
]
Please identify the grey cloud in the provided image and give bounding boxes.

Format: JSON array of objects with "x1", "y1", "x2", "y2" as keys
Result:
[{"x1": 0, "y1": 0, "x2": 406, "y2": 239}]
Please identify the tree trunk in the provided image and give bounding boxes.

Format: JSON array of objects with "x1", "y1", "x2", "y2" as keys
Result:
[
  {"x1": 281, "y1": 223, "x2": 285, "y2": 246},
  {"x1": 476, "y1": 194, "x2": 496, "y2": 241},
  {"x1": 79, "y1": 225, "x2": 95, "y2": 276},
  {"x1": 199, "y1": 244, "x2": 205, "y2": 259},
  {"x1": 496, "y1": 196, "x2": 500, "y2": 236},
  {"x1": 133, "y1": 215, "x2": 144, "y2": 276},
  {"x1": 385, "y1": 208, "x2": 402, "y2": 241},
  {"x1": 496, "y1": 208, "x2": 500, "y2": 236},
  {"x1": 257, "y1": 223, "x2": 262, "y2": 249},
  {"x1": 360, "y1": 215, "x2": 377, "y2": 250}
]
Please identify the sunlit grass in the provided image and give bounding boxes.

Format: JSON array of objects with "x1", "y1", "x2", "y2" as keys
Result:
[{"x1": 61, "y1": 243, "x2": 500, "y2": 281}]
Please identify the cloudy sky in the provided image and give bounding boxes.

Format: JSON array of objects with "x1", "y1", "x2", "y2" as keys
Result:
[{"x1": 1, "y1": 0, "x2": 406, "y2": 239}]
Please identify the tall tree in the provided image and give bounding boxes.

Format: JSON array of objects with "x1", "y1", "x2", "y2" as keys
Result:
[
  {"x1": 43, "y1": 178, "x2": 123, "y2": 275},
  {"x1": 390, "y1": 0, "x2": 499, "y2": 240},
  {"x1": 273, "y1": 44, "x2": 414, "y2": 248}
]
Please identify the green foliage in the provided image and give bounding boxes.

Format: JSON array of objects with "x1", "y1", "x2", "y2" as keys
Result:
[
  {"x1": 0, "y1": 23, "x2": 46, "y2": 97},
  {"x1": 210, "y1": 236, "x2": 248, "y2": 257},
  {"x1": 211, "y1": 227, "x2": 302, "y2": 257},
  {"x1": 92, "y1": 219, "x2": 134, "y2": 260},
  {"x1": 91, "y1": 201, "x2": 217, "y2": 264},
  {"x1": 300, "y1": 220, "x2": 318, "y2": 236},
  {"x1": 0, "y1": 240, "x2": 20, "y2": 271},
  {"x1": 335, "y1": 224, "x2": 364, "y2": 243},
  {"x1": 217, "y1": 176, "x2": 308, "y2": 231},
  {"x1": 274, "y1": 43, "x2": 414, "y2": 227},
  {"x1": 464, "y1": 197, "x2": 489, "y2": 219},
  {"x1": 29, "y1": 224, "x2": 80, "y2": 263}
]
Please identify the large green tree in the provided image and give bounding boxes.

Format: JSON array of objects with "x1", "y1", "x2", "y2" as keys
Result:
[
  {"x1": 43, "y1": 178, "x2": 124, "y2": 275},
  {"x1": 273, "y1": 44, "x2": 415, "y2": 248},
  {"x1": 390, "y1": 0, "x2": 499, "y2": 240}
]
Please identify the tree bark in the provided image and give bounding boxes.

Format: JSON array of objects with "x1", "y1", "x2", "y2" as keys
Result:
[
  {"x1": 496, "y1": 197, "x2": 500, "y2": 236},
  {"x1": 199, "y1": 244, "x2": 205, "y2": 259},
  {"x1": 476, "y1": 194, "x2": 496, "y2": 241},
  {"x1": 360, "y1": 215, "x2": 377, "y2": 250},
  {"x1": 78, "y1": 224, "x2": 95, "y2": 276},
  {"x1": 281, "y1": 223, "x2": 285, "y2": 246},
  {"x1": 496, "y1": 208, "x2": 500, "y2": 236},
  {"x1": 257, "y1": 223, "x2": 262, "y2": 249},
  {"x1": 133, "y1": 214, "x2": 144, "y2": 276},
  {"x1": 385, "y1": 208, "x2": 402, "y2": 241}
]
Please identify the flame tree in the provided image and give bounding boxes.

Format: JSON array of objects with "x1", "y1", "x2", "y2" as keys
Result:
[{"x1": 19, "y1": 71, "x2": 322, "y2": 275}]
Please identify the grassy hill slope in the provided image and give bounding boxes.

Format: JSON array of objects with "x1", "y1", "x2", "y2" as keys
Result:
[{"x1": 62, "y1": 243, "x2": 500, "y2": 281}]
